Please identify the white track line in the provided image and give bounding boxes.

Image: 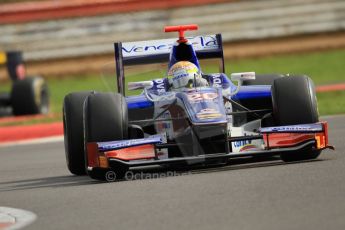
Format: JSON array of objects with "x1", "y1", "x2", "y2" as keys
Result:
[{"x1": 0, "y1": 207, "x2": 36, "y2": 230}]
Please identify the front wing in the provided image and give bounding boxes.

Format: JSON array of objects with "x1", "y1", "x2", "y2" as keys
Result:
[{"x1": 86, "y1": 122, "x2": 333, "y2": 170}]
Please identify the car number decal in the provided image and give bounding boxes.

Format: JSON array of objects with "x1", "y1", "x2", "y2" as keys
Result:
[{"x1": 187, "y1": 92, "x2": 218, "y2": 103}]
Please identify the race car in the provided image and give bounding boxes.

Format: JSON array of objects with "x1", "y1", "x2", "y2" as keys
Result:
[
  {"x1": 0, "y1": 51, "x2": 49, "y2": 116},
  {"x1": 63, "y1": 24, "x2": 333, "y2": 181}
]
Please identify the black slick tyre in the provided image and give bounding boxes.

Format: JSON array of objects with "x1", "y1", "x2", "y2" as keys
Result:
[
  {"x1": 63, "y1": 91, "x2": 92, "y2": 175},
  {"x1": 271, "y1": 75, "x2": 321, "y2": 162},
  {"x1": 11, "y1": 77, "x2": 49, "y2": 115},
  {"x1": 83, "y1": 92, "x2": 128, "y2": 181}
]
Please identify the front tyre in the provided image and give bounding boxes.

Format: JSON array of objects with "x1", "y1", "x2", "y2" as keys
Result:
[
  {"x1": 271, "y1": 75, "x2": 321, "y2": 162},
  {"x1": 83, "y1": 92, "x2": 129, "y2": 181},
  {"x1": 63, "y1": 91, "x2": 92, "y2": 175}
]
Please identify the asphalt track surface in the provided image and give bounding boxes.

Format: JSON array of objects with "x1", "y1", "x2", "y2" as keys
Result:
[{"x1": 0, "y1": 115, "x2": 344, "y2": 230}]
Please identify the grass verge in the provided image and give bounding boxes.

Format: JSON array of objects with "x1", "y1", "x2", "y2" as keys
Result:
[{"x1": 0, "y1": 48, "x2": 344, "y2": 125}]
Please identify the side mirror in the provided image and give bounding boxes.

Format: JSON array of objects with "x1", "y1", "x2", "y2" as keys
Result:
[
  {"x1": 231, "y1": 72, "x2": 256, "y2": 82},
  {"x1": 226, "y1": 72, "x2": 256, "y2": 96}
]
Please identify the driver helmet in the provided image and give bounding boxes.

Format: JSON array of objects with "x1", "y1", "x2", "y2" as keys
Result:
[{"x1": 167, "y1": 61, "x2": 202, "y2": 90}]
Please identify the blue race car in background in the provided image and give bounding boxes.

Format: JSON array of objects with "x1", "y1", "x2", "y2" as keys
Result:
[{"x1": 63, "y1": 24, "x2": 332, "y2": 181}]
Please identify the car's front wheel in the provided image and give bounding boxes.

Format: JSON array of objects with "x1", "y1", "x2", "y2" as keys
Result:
[
  {"x1": 271, "y1": 75, "x2": 321, "y2": 162},
  {"x1": 63, "y1": 91, "x2": 92, "y2": 175},
  {"x1": 83, "y1": 92, "x2": 129, "y2": 181}
]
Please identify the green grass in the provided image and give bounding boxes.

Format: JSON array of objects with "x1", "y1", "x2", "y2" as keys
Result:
[
  {"x1": 224, "y1": 48, "x2": 345, "y2": 85},
  {"x1": 47, "y1": 75, "x2": 117, "y2": 116},
  {"x1": 317, "y1": 91, "x2": 345, "y2": 115},
  {"x1": 0, "y1": 75, "x2": 116, "y2": 117},
  {"x1": 0, "y1": 48, "x2": 345, "y2": 125}
]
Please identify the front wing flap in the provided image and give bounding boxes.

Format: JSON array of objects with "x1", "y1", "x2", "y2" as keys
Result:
[
  {"x1": 86, "y1": 122, "x2": 333, "y2": 169},
  {"x1": 260, "y1": 122, "x2": 332, "y2": 150}
]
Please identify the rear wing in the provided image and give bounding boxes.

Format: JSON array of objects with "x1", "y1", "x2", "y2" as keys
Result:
[{"x1": 114, "y1": 34, "x2": 224, "y2": 95}]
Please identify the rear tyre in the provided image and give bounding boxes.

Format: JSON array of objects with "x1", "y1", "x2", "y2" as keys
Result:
[
  {"x1": 271, "y1": 75, "x2": 321, "y2": 162},
  {"x1": 63, "y1": 91, "x2": 92, "y2": 175},
  {"x1": 83, "y1": 92, "x2": 129, "y2": 181},
  {"x1": 11, "y1": 77, "x2": 49, "y2": 115}
]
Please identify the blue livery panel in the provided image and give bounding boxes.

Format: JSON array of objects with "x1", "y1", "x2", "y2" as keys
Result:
[{"x1": 176, "y1": 88, "x2": 227, "y2": 124}]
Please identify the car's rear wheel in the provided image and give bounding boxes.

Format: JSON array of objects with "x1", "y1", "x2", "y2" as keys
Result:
[
  {"x1": 83, "y1": 92, "x2": 129, "y2": 181},
  {"x1": 63, "y1": 91, "x2": 92, "y2": 175},
  {"x1": 271, "y1": 75, "x2": 321, "y2": 162},
  {"x1": 11, "y1": 77, "x2": 49, "y2": 115}
]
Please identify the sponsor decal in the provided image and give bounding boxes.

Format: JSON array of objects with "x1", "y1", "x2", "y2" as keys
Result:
[
  {"x1": 122, "y1": 44, "x2": 170, "y2": 54},
  {"x1": 233, "y1": 140, "x2": 252, "y2": 148},
  {"x1": 153, "y1": 79, "x2": 166, "y2": 93},
  {"x1": 187, "y1": 92, "x2": 218, "y2": 103},
  {"x1": 196, "y1": 108, "x2": 222, "y2": 120},
  {"x1": 122, "y1": 35, "x2": 218, "y2": 57},
  {"x1": 211, "y1": 74, "x2": 222, "y2": 88},
  {"x1": 172, "y1": 71, "x2": 189, "y2": 81},
  {"x1": 260, "y1": 123, "x2": 323, "y2": 133}
]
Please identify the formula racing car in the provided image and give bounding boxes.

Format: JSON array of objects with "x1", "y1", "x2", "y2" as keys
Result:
[
  {"x1": 63, "y1": 24, "x2": 333, "y2": 181},
  {"x1": 0, "y1": 51, "x2": 49, "y2": 116}
]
